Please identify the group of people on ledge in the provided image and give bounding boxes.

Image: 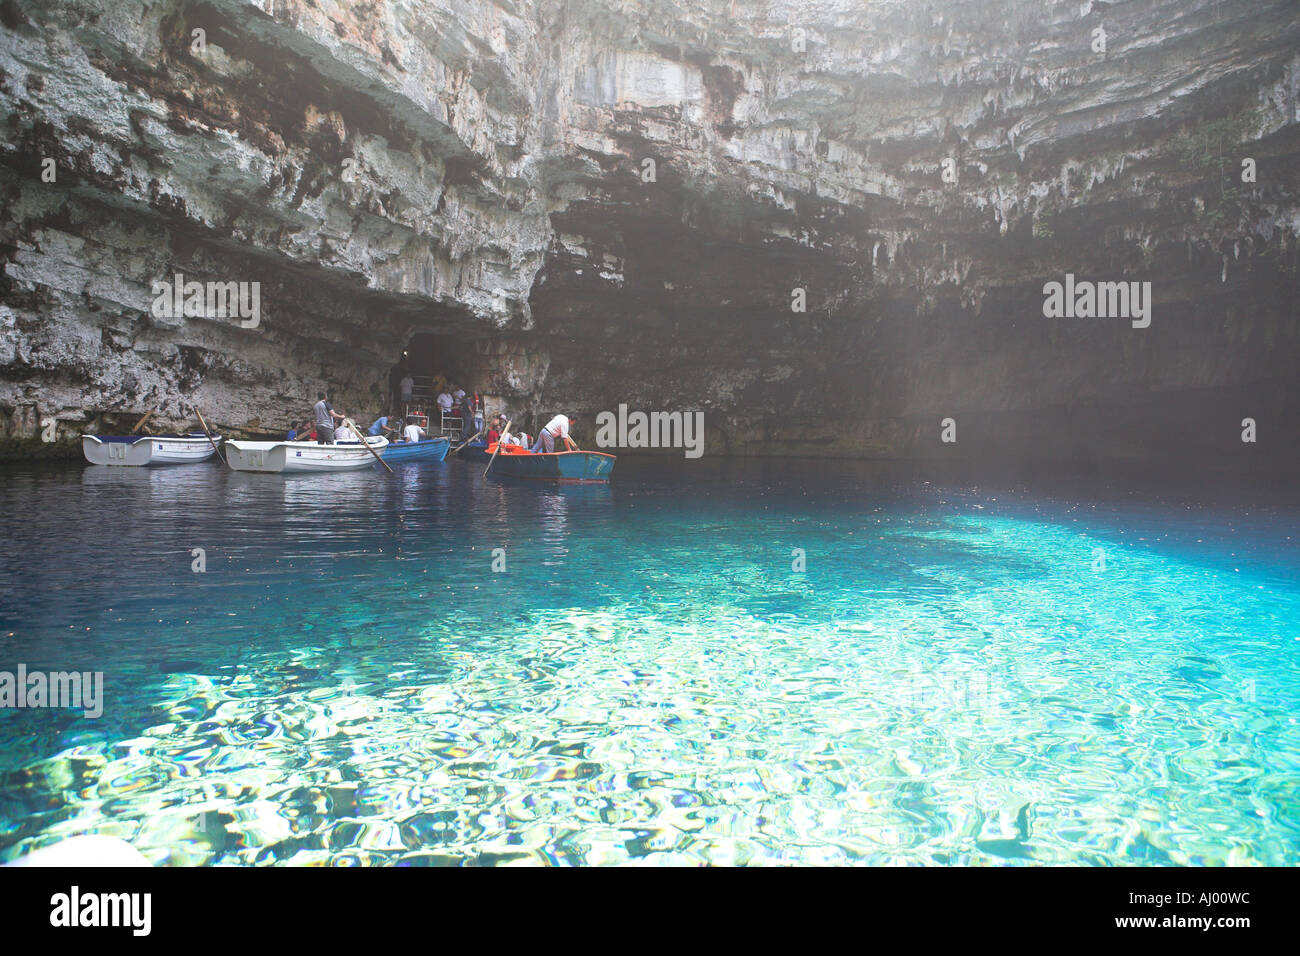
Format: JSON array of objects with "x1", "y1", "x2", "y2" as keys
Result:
[{"x1": 396, "y1": 371, "x2": 478, "y2": 431}]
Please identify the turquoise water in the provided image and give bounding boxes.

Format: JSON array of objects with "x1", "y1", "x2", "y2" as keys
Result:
[{"x1": 0, "y1": 458, "x2": 1297, "y2": 865}]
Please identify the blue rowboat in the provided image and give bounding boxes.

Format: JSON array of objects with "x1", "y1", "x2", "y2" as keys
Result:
[
  {"x1": 485, "y1": 446, "x2": 615, "y2": 483},
  {"x1": 381, "y1": 437, "x2": 450, "y2": 464}
]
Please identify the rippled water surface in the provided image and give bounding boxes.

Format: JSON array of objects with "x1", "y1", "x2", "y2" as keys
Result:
[{"x1": 1, "y1": 457, "x2": 1298, "y2": 865}]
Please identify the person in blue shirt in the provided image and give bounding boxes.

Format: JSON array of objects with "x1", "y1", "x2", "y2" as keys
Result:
[
  {"x1": 369, "y1": 414, "x2": 401, "y2": 438},
  {"x1": 286, "y1": 421, "x2": 299, "y2": 441}
]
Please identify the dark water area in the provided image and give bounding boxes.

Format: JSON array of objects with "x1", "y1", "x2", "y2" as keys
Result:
[{"x1": 0, "y1": 456, "x2": 1297, "y2": 865}]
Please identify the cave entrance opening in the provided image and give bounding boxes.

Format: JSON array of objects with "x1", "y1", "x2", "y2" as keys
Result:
[{"x1": 391, "y1": 332, "x2": 480, "y2": 440}]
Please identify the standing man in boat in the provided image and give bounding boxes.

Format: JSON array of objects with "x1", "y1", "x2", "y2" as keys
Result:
[
  {"x1": 457, "y1": 390, "x2": 478, "y2": 441},
  {"x1": 313, "y1": 391, "x2": 346, "y2": 444},
  {"x1": 531, "y1": 414, "x2": 577, "y2": 454}
]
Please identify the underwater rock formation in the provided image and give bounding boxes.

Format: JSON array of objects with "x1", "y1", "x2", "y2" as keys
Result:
[{"x1": 1, "y1": 0, "x2": 1297, "y2": 458}]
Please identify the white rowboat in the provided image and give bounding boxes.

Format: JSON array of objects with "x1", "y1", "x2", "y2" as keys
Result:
[
  {"x1": 82, "y1": 433, "x2": 222, "y2": 466},
  {"x1": 224, "y1": 436, "x2": 388, "y2": 473}
]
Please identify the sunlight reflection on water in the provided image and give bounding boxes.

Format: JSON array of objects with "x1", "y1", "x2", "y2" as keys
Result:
[{"x1": 0, "y1": 459, "x2": 1297, "y2": 865}]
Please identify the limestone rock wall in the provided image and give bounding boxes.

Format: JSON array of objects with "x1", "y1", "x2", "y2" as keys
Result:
[{"x1": 1, "y1": 0, "x2": 1297, "y2": 457}]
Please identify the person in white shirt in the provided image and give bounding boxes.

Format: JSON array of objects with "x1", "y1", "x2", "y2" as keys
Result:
[
  {"x1": 335, "y1": 422, "x2": 358, "y2": 442},
  {"x1": 402, "y1": 418, "x2": 425, "y2": 443},
  {"x1": 501, "y1": 427, "x2": 522, "y2": 447},
  {"x1": 436, "y1": 391, "x2": 453, "y2": 414},
  {"x1": 530, "y1": 414, "x2": 576, "y2": 453},
  {"x1": 399, "y1": 374, "x2": 414, "y2": 404}
]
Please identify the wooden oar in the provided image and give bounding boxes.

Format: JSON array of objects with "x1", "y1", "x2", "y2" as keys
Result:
[
  {"x1": 344, "y1": 418, "x2": 393, "y2": 473},
  {"x1": 192, "y1": 407, "x2": 225, "y2": 464},
  {"x1": 483, "y1": 419, "x2": 511, "y2": 477},
  {"x1": 130, "y1": 408, "x2": 156, "y2": 434},
  {"x1": 450, "y1": 427, "x2": 483, "y2": 456}
]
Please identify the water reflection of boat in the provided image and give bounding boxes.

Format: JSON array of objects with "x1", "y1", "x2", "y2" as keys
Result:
[
  {"x1": 225, "y1": 437, "x2": 388, "y2": 473},
  {"x1": 80, "y1": 462, "x2": 192, "y2": 489},
  {"x1": 82, "y1": 433, "x2": 221, "y2": 466},
  {"x1": 270, "y1": 466, "x2": 392, "y2": 507},
  {"x1": 485, "y1": 444, "x2": 615, "y2": 483},
  {"x1": 382, "y1": 437, "x2": 449, "y2": 464}
]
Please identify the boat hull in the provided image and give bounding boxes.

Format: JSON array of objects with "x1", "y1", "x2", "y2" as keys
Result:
[
  {"x1": 486, "y1": 447, "x2": 615, "y2": 483},
  {"x1": 225, "y1": 437, "x2": 388, "y2": 473},
  {"x1": 82, "y1": 434, "x2": 221, "y2": 466},
  {"x1": 382, "y1": 437, "x2": 449, "y2": 463},
  {"x1": 458, "y1": 439, "x2": 490, "y2": 461}
]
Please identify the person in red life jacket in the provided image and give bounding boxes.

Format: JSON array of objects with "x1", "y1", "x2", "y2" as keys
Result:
[{"x1": 531, "y1": 414, "x2": 577, "y2": 454}]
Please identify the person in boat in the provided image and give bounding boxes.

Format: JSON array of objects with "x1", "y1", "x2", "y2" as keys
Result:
[
  {"x1": 314, "y1": 391, "x2": 346, "y2": 444},
  {"x1": 402, "y1": 417, "x2": 426, "y2": 443},
  {"x1": 457, "y1": 391, "x2": 477, "y2": 440},
  {"x1": 335, "y1": 421, "x2": 360, "y2": 443},
  {"x1": 485, "y1": 417, "x2": 502, "y2": 447},
  {"x1": 531, "y1": 414, "x2": 576, "y2": 454},
  {"x1": 286, "y1": 421, "x2": 300, "y2": 441},
  {"x1": 368, "y1": 414, "x2": 400, "y2": 439}
]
